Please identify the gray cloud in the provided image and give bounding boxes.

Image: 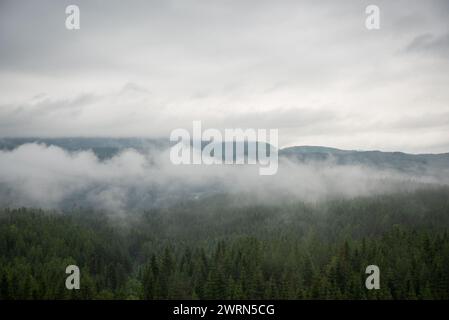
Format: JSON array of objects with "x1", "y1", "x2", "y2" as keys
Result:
[
  {"x1": 405, "y1": 33, "x2": 449, "y2": 57},
  {"x1": 0, "y1": 0, "x2": 448, "y2": 153}
]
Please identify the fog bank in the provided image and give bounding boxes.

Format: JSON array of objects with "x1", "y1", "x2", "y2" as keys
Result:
[{"x1": 0, "y1": 143, "x2": 447, "y2": 212}]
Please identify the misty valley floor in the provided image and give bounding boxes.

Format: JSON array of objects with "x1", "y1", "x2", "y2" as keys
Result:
[{"x1": 1, "y1": 187, "x2": 449, "y2": 299}]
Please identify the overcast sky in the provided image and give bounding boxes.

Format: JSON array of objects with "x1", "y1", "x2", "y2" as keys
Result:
[{"x1": 0, "y1": 0, "x2": 448, "y2": 153}]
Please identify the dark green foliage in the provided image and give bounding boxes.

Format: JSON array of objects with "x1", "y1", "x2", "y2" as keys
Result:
[{"x1": 1, "y1": 188, "x2": 449, "y2": 299}]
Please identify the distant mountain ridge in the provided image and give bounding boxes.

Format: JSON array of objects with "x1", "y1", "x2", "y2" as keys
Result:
[
  {"x1": 1, "y1": 138, "x2": 448, "y2": 173},
  {"x1": 280, "y1": 145, "x2": 449, "y2": 173},
  {"x1": 280, "y1": 145, "x2": 449, "y2": 156},
  {"x1": 0, "y1": 137, "x2": 169, "y2": 160}
]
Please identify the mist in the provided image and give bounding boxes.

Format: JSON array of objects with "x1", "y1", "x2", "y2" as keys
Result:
[{"x1": 0, "y1": 142, "x2": 447, "y2": 213}]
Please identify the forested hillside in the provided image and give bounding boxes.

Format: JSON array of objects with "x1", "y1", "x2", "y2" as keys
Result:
[{"x1": 1, "y1": 187, "x2": 449, "y2": 299}]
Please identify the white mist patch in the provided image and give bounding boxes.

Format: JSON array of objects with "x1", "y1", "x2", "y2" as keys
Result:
[{"x1": 0, "y1": 143, "x2": 447, "y2": 212}]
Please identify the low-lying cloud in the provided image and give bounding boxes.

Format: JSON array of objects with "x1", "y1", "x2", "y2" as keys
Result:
[{"x1": 0, "y1": 143, "x2": 447, "y2": 213}]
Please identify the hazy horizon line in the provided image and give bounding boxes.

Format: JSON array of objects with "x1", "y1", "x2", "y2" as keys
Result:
[{"x1": 1, "y1": 136, "x2": 449, "y2": 156}]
